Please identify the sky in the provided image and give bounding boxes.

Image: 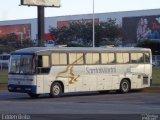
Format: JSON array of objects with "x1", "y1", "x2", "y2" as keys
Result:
[{"x1": 1, "y1": 0, "x2": 160, "y2": 21}]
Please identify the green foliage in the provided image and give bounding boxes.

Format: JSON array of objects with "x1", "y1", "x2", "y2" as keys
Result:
[
  {"x1": 0, "y1": 45, "x2": 16, "y2": 54},
  {"x1": 0, "y1": 33, "x2": 36, "y2": 53},
  {"x1": 0, "y1": 33, "x2": 17, "y2": 45},
  {"x1": 0, "y1": 70, "x2": 8, "y2": 83},
  {"x1": 152, "y1": 67, "x2": 160, "y2": 86},
  {"x1": 137, "y1": 40, "x2": 160, "y2": 55},
  {"x1": 49, "y1": 18, "x2": 122, "y2": 47}
]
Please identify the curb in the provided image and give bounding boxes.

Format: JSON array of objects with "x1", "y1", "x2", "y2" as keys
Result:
[
  {"x1": 142, "y1": 89, "x2": 160, "y2": 93},
  {"x1": 142, "y1": 87, "x2": 160, "y2": 93}
]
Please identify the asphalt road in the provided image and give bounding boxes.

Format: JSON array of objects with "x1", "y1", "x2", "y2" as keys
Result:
[{"x1": 0, "y1": 91, "x2": 160, "y2": 120}]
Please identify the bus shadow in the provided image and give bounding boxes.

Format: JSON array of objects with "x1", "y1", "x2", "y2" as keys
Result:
[
  {"x1": 4, "y1": 91, "x2": 121, "y2": 101},
  {"x1": 2, "y1": 90, "x2": 141, "y2": 101}
]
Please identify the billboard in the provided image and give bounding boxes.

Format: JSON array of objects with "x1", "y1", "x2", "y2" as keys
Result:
[
  {"x1": 44, "y1": 33, "x2": 56, "y2": 41},
  {"x1": 21, "y1": 0, "x2": 60, "y2": 7},
  {"x1": 57, "y1": 18, "x2": 99, "y2": 29},
  {"x1": 0, "y1": 24, "x2": 31, "y2": 41},
  {"x1": 123, "y1": 15, "x2": 160, "y2": 44}
]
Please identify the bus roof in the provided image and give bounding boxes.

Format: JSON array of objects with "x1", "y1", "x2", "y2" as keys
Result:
[{"x1": 11, "y1": 47, "x2": 151, "y2": 55}]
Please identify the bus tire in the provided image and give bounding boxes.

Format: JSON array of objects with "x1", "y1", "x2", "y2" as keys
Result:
[
  {"x1": 120, "y1": 79, "x2": 130, "y2": 93},
  {"x1": 50, "y1": 82, "x2": 62, "y2": 98},
  {"x1": 28, "y1": 93, "x2": 39, "y2": 98}
]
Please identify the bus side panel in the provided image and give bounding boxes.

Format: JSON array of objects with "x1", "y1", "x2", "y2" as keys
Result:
[
  {"x1": 70, "y1": 77, "x2": 83, "y2": 92},
  {"x1": 130, "y1": 64, "x2": 145, "y2": 75},
  {"x1": 131, "y1": 74, "x2": 143, "y2": 89},
  {"x1": 111, "y1": 75, "x2": 120, "y2": 90},
  {"x1": 97, "y1": 74, "x2": 112, "y2": 90},
  {"x1": 82, "y1": 75, "x2": 97, "y2": 91},
  {"x1": 97, "y1": 75, "x2": 105, "y2": 90},
  {"x1": 144, "y1": 64, "x2": 152, "y2": 80}
]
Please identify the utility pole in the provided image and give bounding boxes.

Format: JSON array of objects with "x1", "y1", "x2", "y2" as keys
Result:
[
  {"x1": 37, "y1": 6, "x2": 44, "y2": 47},
  {"x1": 92, "y1": 0, "x2": 95, "y2": 47}
]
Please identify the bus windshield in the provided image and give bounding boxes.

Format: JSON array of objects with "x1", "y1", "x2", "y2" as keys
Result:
[{"x1": 9, "y1": 55, "x2": 35, "y2": 74}]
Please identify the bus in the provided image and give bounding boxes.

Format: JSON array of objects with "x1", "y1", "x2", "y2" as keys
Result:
[{"x1": 8, "y1": 47, "x2": 152, "y2": 98}]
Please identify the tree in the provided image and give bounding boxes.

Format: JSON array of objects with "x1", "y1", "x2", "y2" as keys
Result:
[
  {"x1": 0, "y1": 33, "x2": 36, "y2": 53},
  {"x1": 0, "y1": 33, "x2": 17, "y2": 45},
  {"x1": 49, "y1": 18, "x2": 122, "y2": 47},
  {"x1": 96, "y1": 19, "x2": 122, "y2": 46}
]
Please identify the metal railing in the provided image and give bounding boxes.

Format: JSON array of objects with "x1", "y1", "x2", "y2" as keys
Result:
[{"x1": 0, "y1": 63, "x2": 8, "y2": 71}]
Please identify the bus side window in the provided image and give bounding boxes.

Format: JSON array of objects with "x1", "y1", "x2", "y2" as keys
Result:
[
  {"x1": 116, "y1": 53, "x2": 123, "y2": 64},
  {"x1": 137, "y1": 53, "x2": 144, "y2": 63},
  {"x1": 108, "y1": 53, "x2": 115, "y2": 64},
  {"x1": 51, "y1": 53, "x2": 67, "y2": 65},
  {"x1": 69, "y1": 53, "x2": 84, "y2": 65},
  {"x1": 101, "y1": 53, "x2": 115, "y2": 64},
  {"x1": 116, "y1": 53, "x2": 129, "y2": 64},
  {"x1": 101, "y1": 53, "x2": 109, "y2": 64},
  {"x1": 131, "y1": 53, "x2": 144, "y2": 63},
  {"x1": 85, "y1": 53, "x2": 92, "y2": 64},
  {"x1": 42, "y1": 56, "x2": 49, "y2": 67},
  {"x1": 37, "y1": 55, "x2": 50, "y2": 74},
  {"x1": 131, "y1": 53, "x2": 138, "y2": 63},
  {"x1": 144, "y1": 53, "x2": 150, "y2": 63},
  {"x1": 77, "y1": 53, "x2": 84, "y2": 64},
  {"x1": 85, "y1": 53, "x2": 99, "y2": 65},
  {"x1": 123, "y1": 53, "x2": 129, "y2": 63},
  {"x1": 93, "y1": 53, "x2": 99, "y2": 64}
]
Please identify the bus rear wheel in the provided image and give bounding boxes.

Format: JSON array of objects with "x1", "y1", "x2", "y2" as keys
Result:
[
  {"x1": 50, "y1": 82, "x2": 62, "y2": 98},
  {"x1": 28, "y1": 93, "x2": 39, "y2": 98},
  {"x1": 120, "y1": 79, "x2": 130, "y2": 93}
]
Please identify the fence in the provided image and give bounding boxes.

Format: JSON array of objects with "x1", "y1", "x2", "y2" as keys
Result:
[
  {"x1": 0, "y1": 63, "x2": 8, "y2": 71},
  {"x1": 0, "y1": 69, "x2": 8, "y2": 84}
]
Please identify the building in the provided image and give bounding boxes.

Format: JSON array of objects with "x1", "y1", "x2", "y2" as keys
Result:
[{"x1": 1, "y1": 9, "x2": 160, "y2": 45}]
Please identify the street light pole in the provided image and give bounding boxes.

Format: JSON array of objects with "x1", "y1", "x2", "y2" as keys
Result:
[
  {"x1": 92, "y1": 0, "x2": 95, "y2": 48},
  {"x1": 38, "y1": 6, "x2": 44, "y2": 47}
]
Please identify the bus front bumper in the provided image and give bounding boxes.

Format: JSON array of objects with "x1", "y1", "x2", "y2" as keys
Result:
[{"x1": 8, "y1": 84, "x2": 37, "y2": 93}]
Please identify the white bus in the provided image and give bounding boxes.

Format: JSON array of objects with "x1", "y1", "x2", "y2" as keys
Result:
[{"x1": 8, "y1": 47, "x2": 152, "y2": 98}]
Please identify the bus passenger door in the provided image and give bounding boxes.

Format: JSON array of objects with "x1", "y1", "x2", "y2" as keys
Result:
[
  {"x1": 36, "y1": 75, "x2": 44, "y2": 93},
  {"x1": 36, "y1": 55, "x2": 50, "y2": 94}
]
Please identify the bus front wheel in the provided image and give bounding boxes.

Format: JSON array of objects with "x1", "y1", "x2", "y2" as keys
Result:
[
  {"x1": 120, "y1": 79, "x2": 130, "y2": 93},
  {"x1": 50, "y1": 82, "x2": 62, "y2": 98}
]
